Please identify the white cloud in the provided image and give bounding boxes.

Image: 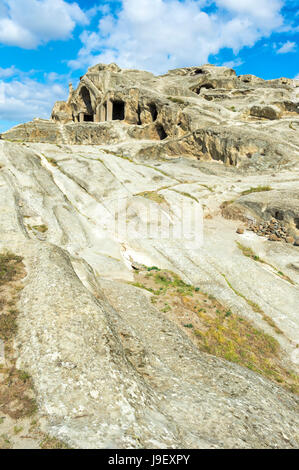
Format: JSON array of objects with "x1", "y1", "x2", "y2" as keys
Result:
[
  {"x1": 0, "y1": 75, "x2": 67, "y2": 122},
  {"x1": 0, "y1": 0, "x2": 88, "y2": 48},
  {"x1": 276, "y1": 40, "x2": 297, "y2": 54},
  {"x1": 0, "y1": 66, "x2": 19, "y2": 78},
  {"x1": 215, "y1": 0, "x2": 283, "y2": 20},
  {"x1": 221, "y1": 58, "x2": 244, "y2": 68},
  {"x1": 68, "y1": 0, "x2": 285, "y2": 74}
]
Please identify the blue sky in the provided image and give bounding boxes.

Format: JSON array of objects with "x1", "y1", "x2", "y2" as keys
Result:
[{"x1": 0, "y1": 0, "x2": 298, "y2": 132}]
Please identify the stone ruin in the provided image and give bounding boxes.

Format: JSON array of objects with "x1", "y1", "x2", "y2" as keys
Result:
[
  {"x1": 3, "y1": 62, "x2": 299, "y2": 168},
  {"x1": 51, "y1": 62, "x2": 163, "y2": 129}
]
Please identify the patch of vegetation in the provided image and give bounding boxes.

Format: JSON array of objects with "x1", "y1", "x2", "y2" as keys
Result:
[
  {"x1": 136, "y1": 190, "x2": 168, "y2": 205},
  {"x1": 220, "y1": 199, "x2": 235, "y2": 209},
  {"x1": 131, "y1": 282, "x2": 162, "y2": 296},
  {"x1": 221, "y1": 273, "x2": 283, "y2": 335},
  {"x1": 45, "y1": 157, "x2": 58, "y2": 167},
  {"x1": 0, "y1": 366, "x2": 37, "y2": 420},
  {"x1": 0, "y1": 308, "x2": 18, "y2": 341},
  {"x1": 0, "y1": 252, "x2": 23, "y2": 287},
  {"x1": 131, "y1": 266, "x2": 298, "y2": 393},
  {"x1": 0, "y1": 434, "x2": 11, "y2": 449},
  {"x1": 40, "y1": 435, "x2": 70, "y2": 449},
  {"x1": 170, "y1": 189, "x2": 199, "y2": 202},
  {"x1": 0, "y1": 252, "x2": 38, "y2": 419},
  {"x1": 162, "y1": 303, "x2": 171, "y2": 313},
  {"x1": 236, "y1": 242, "x2": 294, "y2": 285},
  {"x1": 101, "y1": 149, "x2": 134, "y2": 162},
  {"x1": 199, "y1": 184, "x2": 214, "y2": 192},
  {"x1": 147, "y1": 266, "x2": 160, "y2": 272},
  {"x1": 237, "y1": 242, "x2": 260, "y2": 261},
  {"x1": 13, "y1": 426, "x2": 23, "y2": 435},
  {"x1": 153, "y1": 271, "x2": 195, "y2": 297},
  {"x1": 241, "y1": 186, "x2": 272, "y2": 196},
  {"x1": 32, "y1": 224, "x2": 48, "y2": 233}
]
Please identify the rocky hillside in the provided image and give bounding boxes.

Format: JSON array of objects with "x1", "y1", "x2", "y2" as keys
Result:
[{"x1": 0, "y1": 63, "x2": 298, "y2": 449}]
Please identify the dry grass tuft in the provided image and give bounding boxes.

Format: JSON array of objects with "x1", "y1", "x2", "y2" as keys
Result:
[
  {"x1": 136, "y1": 190, "x2": 168, "y2": 205},
  {"x1": 241, "y1": 186, "x2": 272, "y2": 196},
  {"x1": 236, "y1": 242, "x2": 294, "y2": 285},
  {"x1": 0, "y1": 252, "x2": 38, "y2": 419},
  {"x1": 132, "y1": 267, "x2": 298, "y2": 394}
]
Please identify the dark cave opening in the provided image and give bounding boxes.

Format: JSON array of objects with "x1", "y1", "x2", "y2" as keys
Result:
[
  {"x1": 80, "y1": 86, "x2": 93, "y2": 115},
  {"x1": 156, "y1": 123, "x2": 168, "y2": 140},
  {"x1": 194, "y1": 83, "x2": 215, "y2": 94},
  {"x1": 137, "y1": 104, "x2": 142, "y2": 125},
  {"x1": 112, "y1": 101, "x2": 125, "y2": 120},
  {"x1": 149, "y1": 103, "x2": 158, "y2": 122}
]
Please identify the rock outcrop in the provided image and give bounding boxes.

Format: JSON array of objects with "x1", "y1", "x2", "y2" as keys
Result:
[
  {"x1": 2, "y1": 63, "x2": 298, "y2": 169},
  {"x1": 0, "y1": 63, "x2": 298, "y2": 449}
]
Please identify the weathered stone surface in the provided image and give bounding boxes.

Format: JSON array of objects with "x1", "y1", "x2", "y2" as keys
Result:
[
  {"x1": 0, "y1": 63, "x2": 299, "y2": 449},
  {"x1": 1, "y1": 63, "x2": 298, "y2": 169},
  {"x1": 223, "y1": 190, "x2": 299, "y2": 239},
  {"x1": 250, "y1": 105, "x2": 282, "y2": 120}
]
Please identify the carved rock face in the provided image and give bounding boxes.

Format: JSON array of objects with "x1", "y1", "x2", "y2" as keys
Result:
[
  {"x1": 2, "y1": 62, "x2": 298, "y2": 170},
  {"x1": 0, "y1": 64, "x2": 299, "y2": 448}
]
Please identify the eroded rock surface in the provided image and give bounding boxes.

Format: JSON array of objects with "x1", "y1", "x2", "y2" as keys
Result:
[
  {"x1": 1, "y1": 63, "x2": 298, "y2": 170},
  {"x1": 0, "y1": 63, "x2": 298, "y2": 449}
]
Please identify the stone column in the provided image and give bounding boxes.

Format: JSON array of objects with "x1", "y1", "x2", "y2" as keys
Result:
[
  {"x1": 107, "y1": 100, "x2": 113, "y2": 121},
  {"x1": 94, "y1": 106, "x2": 100, "y2": 123},
  {"x1": 79, "y1": 112, "x2": 85, "y2": 123},
  {"x1": 100, "y1": 104, "x2": 106, "y2": 122}
]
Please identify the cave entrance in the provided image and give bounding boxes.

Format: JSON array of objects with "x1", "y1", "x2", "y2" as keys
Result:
[
  {"x1": 149, "y1": 103, "x2": 158, "y2": 122},
  {"x1": 84, "y1": 114, "x2": 93, "y2": 122},
  {"x1": 194, "y1": 83, "x2": 215, "y2": 94},
  {"x1": 80, "y1": 86, "x2": 93, "y2": 116},
  {"x1": 112, "y1": 101, "x2": 125, "y2": 120},
  {"x1": 156, "y1": 123, "x2": 168, "y2": 140}
]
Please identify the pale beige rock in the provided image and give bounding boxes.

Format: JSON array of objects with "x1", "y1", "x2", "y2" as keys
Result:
[
  {"x1": 0, "y1": 63, "x2": 299, "y2": 449},
  {"x1": 1, "y1": 63, "x2": 298, "y2": 170}
]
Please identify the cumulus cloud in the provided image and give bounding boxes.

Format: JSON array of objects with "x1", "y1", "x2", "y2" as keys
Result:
[
  {"x1": 0, "y1": 0, "x2": 88, "y2": 48},
  {"x1": 0, "y1": 65, "x2": 20, "y2": 78},
  {"x1": 276, "y1": 40, "x2": 297, "y2": 53},
  {"x1": 0, "y1": 75, "x2": 67, "y2": 122},
  {"x1": 221, "y1": 58, "x2": 244, "y2": 68},
  {"x1": 68, "y1": 0, "x2": 285, "y2": 73},
  {"x1": 215, "y1": 0, "x2": 283, "y2": 20}
]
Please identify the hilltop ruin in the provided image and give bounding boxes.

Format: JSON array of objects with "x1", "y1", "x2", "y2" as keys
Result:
[{"x1": 2, "y1": 62, "x2": 298, "y2": 169}]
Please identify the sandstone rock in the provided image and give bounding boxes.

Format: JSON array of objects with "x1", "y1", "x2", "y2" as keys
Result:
[
  {"x1": 223, "y1": 190, "x2": 299, "y2": 238},
  {"x1": 236, "y1": 227, "x2": 244, "y2": 234},
  {"x1": 0, "y1": 63, "x2": 299, "y2": 449},
  {"x1": 286, "y1": 237, "x2": 295, "y2": 244},
  {"x1": 250, "y1": 105, "x2": 282, "y2": 120},
  {"x1": 269, "y1": 234, "x2": 280, "y2": 241},
  {"x1": 1, "y1": 63, "x2": 298, "y2": 170}
]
